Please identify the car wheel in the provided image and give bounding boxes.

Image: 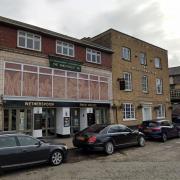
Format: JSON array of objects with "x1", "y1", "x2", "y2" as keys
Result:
[
  {"x1": 161, "y1": 133, "x2": 167, "y2": 142},
  {"x1": 138, "y1": 136, "x2": 145, "y2": 147},
  {"x1": 105, "y1": 141, "x2": 114, "y2": 155},
  {"x1": 50, "y1": 150, "x2": 63, "y2": 166}
]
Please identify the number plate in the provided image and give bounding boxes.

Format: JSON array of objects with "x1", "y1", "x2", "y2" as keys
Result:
[
  {"x1": 144, "y1": 129, "x2": 152, "y2": 132},
  {"x1": 76, "y1": 136, "x2": 85, "y2": 141}
]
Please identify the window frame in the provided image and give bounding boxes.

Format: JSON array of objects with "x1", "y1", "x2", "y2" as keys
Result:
[
  {"x1": 142, "y1": 75, "x2": 148, "y2": 93},
  {"x1": 123, "y1": 103, "x2": 136, "y2": 121},
  {"x1": 122, "y1": 47, "x2": 131, "y2": 61},
  {"x1": 154, "y1": 57, "x2": 161, "y2": 69},
  {"x1": 139, "y1": 52, "x2": 147, "y2": 65},
  {"x1": 86, "y1": 48, "x2": 101, "y2": 64},
  {"x1": 56, "y1": 40, "x2": 75, "y2": 57},
  {"x1": 17, "y1": 135, "x2": 40, "y2": 147},
  {"x1": 156, "y1": 104, "x2": 165, "y2": 119},
  {"x1": 17, "y1": 30, "x2": 41, "y2": 51},
  {"x1": 123, "y1": 72, "x2": 132, "y2": 91},
  {"x1": 156, "y1": 78, "x2": 163, "y2": 94}
]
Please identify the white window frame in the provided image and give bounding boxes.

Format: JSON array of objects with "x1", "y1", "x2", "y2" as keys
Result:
[
  {"x1": 139, "y1": 52, "x2": 147, "y2": 65},
  {"x1": 123, "y1": 72, "x2": 132, "y2": 91},
  {"x1": 86, "y1": 48, "x2": 101, "y2": 64},
  {"x1": 123, "y1": 103, "x2": 135, "y2": 120},
  {"x1": 156, "y1": 104, "x2": 165, "y2": 119},
  {"x1": 154, "y1": 57, "x2": 161, "y2": 68},
  {"x1": 142, "y1": 75, "x2": 148, "y2": 93},
  {"x1": 122, "y1": 47, "x2": 131, "y2": 61},
  {"x1": 156, "y1": 78, "x2": 163, "y2": 94},
  {"x1": 56, "y1": 40, "x2": 75, "y2": 57},
  {"x1": 17, "y1": 30, "x2": 41, "y2": 51}
]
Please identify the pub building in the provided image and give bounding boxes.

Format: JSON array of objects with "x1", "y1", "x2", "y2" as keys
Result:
[{"x1": 0, "y1": 16, "x2": 113, "y2": 137}]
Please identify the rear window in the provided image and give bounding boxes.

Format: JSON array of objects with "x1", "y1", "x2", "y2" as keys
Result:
[
  {"x1": 142, "y1": 121, "x2": 159, "y2": 127},
  {"x1": 83, "y1": 125, "x2": 107, "y2": 134}
]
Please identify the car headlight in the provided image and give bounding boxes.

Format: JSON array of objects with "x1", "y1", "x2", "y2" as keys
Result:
[{"x1": 64, "y1": 145, "x2": 68, "y2": 150}]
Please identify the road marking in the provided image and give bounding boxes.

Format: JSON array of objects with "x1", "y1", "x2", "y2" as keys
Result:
[{"x1": 175, "y1": 141, "x2": 180, "y2": 144}]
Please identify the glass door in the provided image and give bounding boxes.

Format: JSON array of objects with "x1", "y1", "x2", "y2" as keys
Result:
[
  {"x1": 3, "y1": 108, "x2": 32, "y2": 134},
  {"x1": 70, "y1": 108, "x2": 80, "y2": 134},
  {"x1": 41, "y1": 108, "x2": 56, "y2": 137}
]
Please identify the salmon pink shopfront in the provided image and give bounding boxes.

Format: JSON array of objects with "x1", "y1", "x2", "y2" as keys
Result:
[{"x1": 2, "y1": 61, "x2": 112, "y2": 137}]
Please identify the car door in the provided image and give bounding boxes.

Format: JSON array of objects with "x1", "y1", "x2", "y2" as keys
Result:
[
  {"x1": 0, "y1": 135, "x2": 22, "y2": 168},
  {"x1": 121, "y1": 126, "x2": 137, "y2": 144},
  {"x1": 17, "y1": 135, "x2": 50, "y2": 164},
  {"x1": 161, "y1": 121, "x2": 175, "y2": 138},
  {"x1": 107, "y1": 125, "x2": 126, "y2": 146}
]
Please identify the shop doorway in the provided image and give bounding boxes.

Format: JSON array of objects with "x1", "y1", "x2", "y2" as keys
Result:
[
  {"x1": 34, "y1": 108, "x2": 56, "y2": 137},
  {"x1": 70, "y1": 108, "x2": 80, "y2": 134},
  {"x1": 3, "y1": 108, "x2": 32, "y2": 134}
]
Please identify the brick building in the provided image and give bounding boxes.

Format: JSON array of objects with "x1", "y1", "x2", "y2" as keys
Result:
[
  {"x1": 90, "y1": 29, "x2": 171, "y2": 126},
  {"x1": 169, "y1": 66, "x2": 180, "y2": 119},
  {"x1": 0, "y1": 16, "x2": 113, "y2": 137}
]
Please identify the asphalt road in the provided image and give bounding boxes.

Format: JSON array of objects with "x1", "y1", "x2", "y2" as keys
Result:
[{"x1": 1, "y1": 138, "x2": 180, "y2": 180}]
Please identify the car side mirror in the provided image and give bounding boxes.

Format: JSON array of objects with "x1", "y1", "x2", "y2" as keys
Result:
[{"x1": 35, "y1": 141, "x2": 42, "y2": 147}]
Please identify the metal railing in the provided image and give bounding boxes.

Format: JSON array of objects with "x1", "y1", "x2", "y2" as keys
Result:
[{"x1": 170, "y1": 89, "x2": 180, "y2": 98}]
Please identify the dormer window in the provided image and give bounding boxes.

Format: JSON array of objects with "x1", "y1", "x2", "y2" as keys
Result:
[
  {"x1": 86, "y1": 48, "x2": 101, "y2": 64},
  {"x1": 17, "y1": 30, "x2": 41, "y2": 51},
  {"x1": 56, "y1": 41, "x2": 74, "y2": 57}
]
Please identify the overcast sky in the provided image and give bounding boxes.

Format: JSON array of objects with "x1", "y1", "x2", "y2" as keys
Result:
[{"x1": 0, "y1": 0, "x2": 180, "y2": 67}]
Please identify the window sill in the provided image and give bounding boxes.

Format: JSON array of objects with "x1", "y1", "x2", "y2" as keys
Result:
[
  {"x1": 124, "y1": 89, "x2": 132, "y2": 92},
  {"x1": 122, "y1": 58, "x2": 131, "y2": 62},
  {"x1": 157, "y1": 117, "x2": 165, "y2": 119},
  {"x1": 123, "y1": 118, "x2": 136, "y2": 121}
]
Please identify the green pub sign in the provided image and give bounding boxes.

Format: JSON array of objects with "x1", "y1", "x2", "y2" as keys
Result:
[{"x1": 49, "y1": 56, "x2": 82, "y2": 72}]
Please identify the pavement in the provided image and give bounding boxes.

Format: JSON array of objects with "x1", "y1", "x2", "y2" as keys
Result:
[{"x1": 1, "y1": 138, "x2": 180, "y2": 180}]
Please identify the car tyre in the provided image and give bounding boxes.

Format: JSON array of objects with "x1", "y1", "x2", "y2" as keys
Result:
[
  {"x1": 105, "y1": 141, "x2": 114, "y2": 155},
  {"x1": 161, "y1": 133, "x2": 167, "y2": 142},
  {"x1": 50, "y1": 150, "x2": 64, "y2": 166},
  {"x1": 138, "y1": 136, "x2": 145, "y2": 147}
]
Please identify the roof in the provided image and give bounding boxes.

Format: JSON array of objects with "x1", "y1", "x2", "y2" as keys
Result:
[
  {"x1": 169, "y1": 66, "x2": 180, "y2": 76},
  {"x1": 0, "y1": 16, "x2": 113, "y2": 53},
  {"x1": 91, "y1": 28, "x2": 167, "y2": 52}
]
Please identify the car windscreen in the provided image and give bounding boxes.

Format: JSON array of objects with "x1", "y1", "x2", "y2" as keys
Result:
[
  {"x1": 142, "y1": 121, "x2": 160, "y2": 127},
  {"x1": 82, "y1": 125, "x2": 107, "y2": 134}
]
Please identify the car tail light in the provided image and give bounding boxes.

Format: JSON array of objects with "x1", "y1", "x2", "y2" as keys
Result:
[
  {"x1": 87, "y1": 136, "x2": 96, "y2": 143},
  {"x1": 152, "y1": 127, "x2": 161, "y2": 132}
]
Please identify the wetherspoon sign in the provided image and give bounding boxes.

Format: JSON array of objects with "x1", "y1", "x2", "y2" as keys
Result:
[{"x1": 49, "y1": 56, "x2": 82, "y2": 72}]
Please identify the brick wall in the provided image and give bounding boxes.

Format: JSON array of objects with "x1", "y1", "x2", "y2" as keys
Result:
[
  {"x1": 92, "y1": 30, "x2": 171, "y2": 126},
  {"x1": 0, "y1": 24, "x2": 112, "y2": 70}
]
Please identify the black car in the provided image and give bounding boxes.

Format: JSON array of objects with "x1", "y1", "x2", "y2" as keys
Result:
[
  {"x1": 0, "y1": 133, "x2": 68, "y2": 171},
  {"x1": 73, "y1": 124, "x2": 145, "y2": 155},
  {"x1": 138, "y1": 120, "x2": 180, "y2": 142}
]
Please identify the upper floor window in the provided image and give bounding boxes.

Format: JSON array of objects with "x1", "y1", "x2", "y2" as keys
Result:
[
  {"x1": 123, "y1": 72, "x2": 132, "y2": 91},
  {"x1": 17, "y1": 30, "x2": 41, "y2": 51},
  {"x1": 123, "y1": 103, "x2": 135, "y2": 120},
  {"x1": 154, "y1": 57, "x2": 161, "y2": 68},
  {"x1": 139, "y1": 52, "x2": 147, "y2": 65},
  {"x1": 86, "y1": 48, "x2": 101, "y2": 64},
  {"x1": 122, "y1": 47, "x2": 131, "y2": 61},
  {"x1": 142, "y1": 75, "x2": 148, "y2": 93},
  {"x1": 156, "y1": 78, "x2": 163, "y2": 94},
  {"x1": 156, "y1": 104, "x2": 165, "y2": 119},
  {"x1": 56, "y1": 41, "x2": 74, "y2": 57}
]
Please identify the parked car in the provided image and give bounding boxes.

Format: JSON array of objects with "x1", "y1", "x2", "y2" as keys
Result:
[
  {"x1": 0, "y1": 133, "x2": 68, "y2": 171},
  {"x1": 73, "y1": 124, "x2": 145, "y2": 155},
  {"x1": 172, "y1": 116, "x2": 180, "y2": 127},
  {"x1": 138, "y1": 120, "x2": 180, "y2": 142}
]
